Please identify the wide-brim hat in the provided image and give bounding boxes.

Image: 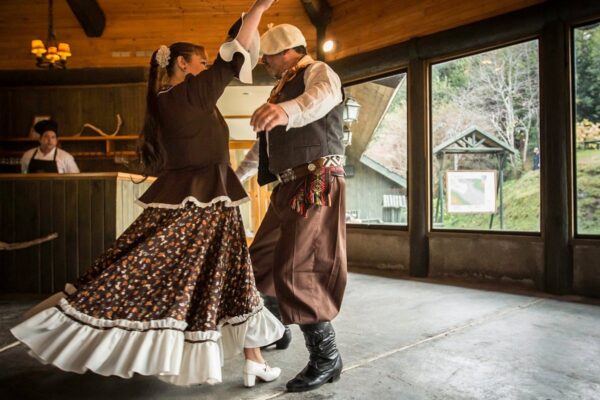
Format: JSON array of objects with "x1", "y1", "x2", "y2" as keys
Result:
[
  {"x1": 260, "y1": 24, "x2": 307, "y2": 56},
  {"x1": 34, "y1": 119, "x2": 58, "y2": 135},
  {"x1": 221, "y1": 14, "x2": 260, "y2": 83}
]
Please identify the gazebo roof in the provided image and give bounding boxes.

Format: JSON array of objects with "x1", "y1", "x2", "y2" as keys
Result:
[{"x1": 432, "y1": 126, "x2": 517, "y2": 155}]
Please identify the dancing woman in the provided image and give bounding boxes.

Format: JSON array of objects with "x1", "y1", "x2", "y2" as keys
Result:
[{"x1": 12, "y1": 0, "x2": 283, "y2": 387}]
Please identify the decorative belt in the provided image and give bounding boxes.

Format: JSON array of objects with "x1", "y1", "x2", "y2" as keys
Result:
[{"x1": 276, "y1": 155, "x2": 345, "y2": 184}]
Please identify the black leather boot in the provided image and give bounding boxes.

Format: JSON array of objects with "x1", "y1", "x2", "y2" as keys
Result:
[
  {"x1": 262, "y1": 295, "x2": 292, "y2": 350},
  {"x1": 286, "y1": 321, "x2": 343, "y2": 392}
]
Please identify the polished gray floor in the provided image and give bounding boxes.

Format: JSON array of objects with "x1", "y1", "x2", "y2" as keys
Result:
[{"x1": 1, "y1": 272, "x2": 599, "y2": 400}]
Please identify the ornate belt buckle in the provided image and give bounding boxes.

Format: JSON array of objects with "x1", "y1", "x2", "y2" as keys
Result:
[{"x1": 278, "y1": 168, "x2": 295, "y2": 183}]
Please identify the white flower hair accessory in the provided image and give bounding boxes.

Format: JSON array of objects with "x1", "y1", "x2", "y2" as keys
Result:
[{"x1": 155, "y1": 45, "x2": 171, "y2": 68}]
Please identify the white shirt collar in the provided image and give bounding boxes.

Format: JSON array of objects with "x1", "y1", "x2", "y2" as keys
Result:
[{"x1": 35, "y1": 147, "x2": 57, "y2": 159}]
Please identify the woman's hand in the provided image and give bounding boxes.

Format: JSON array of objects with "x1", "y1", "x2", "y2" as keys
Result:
[
  {"x1": 237, "y1": 0, "x2": 276, "y2": 50},
  {"x1": 254, "y1": 0, "x2": 277, "y2": 12}
]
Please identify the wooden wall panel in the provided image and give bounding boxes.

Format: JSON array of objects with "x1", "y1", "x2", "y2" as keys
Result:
[
  {"x1": 77, "y1": 180, "x2": 92, "y2": 277},
  {"x1": 326, "y1": 0, "x2": 546, "y2": 61},
  {"x1": 0, "y1": 0, "x2": 316, "y2": 70},
  {"x1": 39, "y1": 180, "x2": 54, "y2": 293},
  {"x1": 0, "y1": 181, "x2": 15, "y2": 292},
  {"x1": 90, "y1": 179, "x2": 106, "y2": 262},
  {"x1": 14, "y1": 181, "x2": 41, "y2": 292},
  {"x1": 0, "y1": 83, "x2": 146, "y2": 139},
  {"x1": 103, "y1": 179, "x2": 116, "y2": 251},
  {"x1": 51, "y1": 180, "x2": 67, "y2": 292},
  {"x1": 64, "y1": 180, "x2": 79, "y2": 282},
  {"x1": 0, "y1": 174, "x2": 152, "y2": 294}
]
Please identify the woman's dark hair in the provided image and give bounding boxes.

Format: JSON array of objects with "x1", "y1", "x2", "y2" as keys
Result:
[{"x1": 138, "y1": 42, "x2": 206, "y2": 175}]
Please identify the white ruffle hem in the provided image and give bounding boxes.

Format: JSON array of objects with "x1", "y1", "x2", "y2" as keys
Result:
[
  {"x1": 134, "y1": 195, "x2": 250, "y2": 210},
  {"x1": 11, "y1": 298, "x2": 284, "y2": 386}
]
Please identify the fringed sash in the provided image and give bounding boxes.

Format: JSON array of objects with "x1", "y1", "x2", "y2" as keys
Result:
[{"x1": 289, "y1": 166, "x2": 344, "y2": 217}]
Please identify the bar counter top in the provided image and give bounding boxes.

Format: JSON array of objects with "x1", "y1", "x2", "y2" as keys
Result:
[{"x1": 0, "y1": 172, "x2": 155, "y2": 182}]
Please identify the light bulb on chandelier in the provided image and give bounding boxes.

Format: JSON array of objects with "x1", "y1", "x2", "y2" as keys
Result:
[{"x1": 31, "y1": 0, "x2": 72, "y2": 69}]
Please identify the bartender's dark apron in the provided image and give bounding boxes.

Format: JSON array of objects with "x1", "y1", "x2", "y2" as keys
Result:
[{"x1": 27, "y1": 148, "x2": 58, "y2": 173}]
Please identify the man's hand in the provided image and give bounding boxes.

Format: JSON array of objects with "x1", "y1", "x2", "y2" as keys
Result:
[{"x1": 251, "y1": 103, "x2": 289, "y2": 132}]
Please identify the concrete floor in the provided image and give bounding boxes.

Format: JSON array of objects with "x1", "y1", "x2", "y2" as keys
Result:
[{"x1": 1, "y1": 272, "x2": 600, "y2": 400}]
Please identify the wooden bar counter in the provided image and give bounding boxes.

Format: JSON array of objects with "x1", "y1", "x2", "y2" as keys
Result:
[{"x1": 0, "y1": 173, "x2": 154, "y2": 294}]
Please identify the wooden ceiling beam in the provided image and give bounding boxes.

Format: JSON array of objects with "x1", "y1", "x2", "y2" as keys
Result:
[
  {"x1": 66, "y1": 0, "x2": 105, "y2": 37},
  {"x1": 300, "y1": 0, "x2": 332, "y2": 26},
  {"x1": 300, "y1": 0, "x2": 332, "y2": 60}
]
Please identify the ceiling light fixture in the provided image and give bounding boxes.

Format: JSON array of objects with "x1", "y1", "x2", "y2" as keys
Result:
[
  {"x1": 323, "y1": 39, "x2": 335, "y2": 53},
  {"x1": 31, "y1": 0, "x2": 72, "y2": 69}
]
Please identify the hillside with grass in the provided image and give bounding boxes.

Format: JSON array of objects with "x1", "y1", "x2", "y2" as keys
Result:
[
  {"x1": 437, "y1": 150, "x2": 600, "y2": 233},
  {"x1": 438, "y1": 169, "x2": 540, "y2": 231},
  {"x1": 576, "y1": 150, "x2": 600, "y2": 234}
]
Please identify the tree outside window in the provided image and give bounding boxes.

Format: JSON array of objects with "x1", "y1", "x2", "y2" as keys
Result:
[{"x1": 431, "y1": 40, "x2": 540, "y2": 231}]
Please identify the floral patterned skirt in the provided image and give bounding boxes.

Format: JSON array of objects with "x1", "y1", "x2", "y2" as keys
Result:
[{"x1": 11, "y1": 202, "x2": 284, "y2": 386}]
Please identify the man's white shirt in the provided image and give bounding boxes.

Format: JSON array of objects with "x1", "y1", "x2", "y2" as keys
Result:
[{"x1": 236, "y1": 61, "x2": 343, "y2": 183}]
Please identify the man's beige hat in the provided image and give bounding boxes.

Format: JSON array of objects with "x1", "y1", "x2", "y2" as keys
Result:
[{"x1": 260, "y1": 24, "x2": 307, "y2": 55}]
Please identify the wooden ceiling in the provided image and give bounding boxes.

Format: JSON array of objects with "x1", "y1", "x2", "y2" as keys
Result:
[
  {"x1": 325, "y1": 0, "x2": 546, "y2": 61},
  {"x1": 0, "y1": 0, "x2": 545, "y2": 70},
  {"x1": 0, "y1": 0, "x2": 316, "y2": 70}
]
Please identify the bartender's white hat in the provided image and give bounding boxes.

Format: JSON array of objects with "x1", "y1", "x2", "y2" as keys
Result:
[{"x1": 260, "y1": 24, "x2": 307, "y2": 55}]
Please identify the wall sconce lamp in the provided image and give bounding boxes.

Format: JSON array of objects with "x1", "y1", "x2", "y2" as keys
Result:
[{"x1": 342, "y1": 96, "x2": 361, "y2": 147}]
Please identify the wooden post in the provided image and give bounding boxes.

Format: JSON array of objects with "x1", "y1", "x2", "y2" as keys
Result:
[
  {"x1": 300, "y1": 0, "x2": 332, "y2": 61},
  {"x1": 408, "y1": 55, "x2": 429, "y2": 277},
  {"x1": 540, "y1": 18, "x2": 572, "y2": 294}
]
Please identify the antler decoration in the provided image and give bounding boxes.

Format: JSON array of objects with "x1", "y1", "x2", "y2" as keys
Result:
[{"x1": 74, "y1": 114, "x2": 123, "y2": 137}]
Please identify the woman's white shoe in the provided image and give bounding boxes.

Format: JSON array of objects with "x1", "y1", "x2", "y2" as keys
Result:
[{"x1": 243, "y1": 359, "x2": 281, "y2": 387}]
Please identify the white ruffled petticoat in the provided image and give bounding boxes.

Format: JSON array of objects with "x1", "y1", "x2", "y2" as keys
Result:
[{"x1": 11, "y1": 298, "x2": 284, "y2": 386}]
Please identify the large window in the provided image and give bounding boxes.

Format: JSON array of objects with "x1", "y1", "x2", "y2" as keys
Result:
[
  {"x1": 344, "y1": 73, "x2": 408, "y2": 226},
  {"x1": 574, "y1": 22, "x2": 600, "y2": 235},
  {"x1": 430, "y1": 40, "x2": 540, "y2": 232}
]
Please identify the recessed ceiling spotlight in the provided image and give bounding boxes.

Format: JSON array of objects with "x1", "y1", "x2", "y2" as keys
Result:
[{"x1": 323, "y1": 40, "x2": 335, "y2": 53}]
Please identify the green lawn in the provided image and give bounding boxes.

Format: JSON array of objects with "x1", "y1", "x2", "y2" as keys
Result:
[
  {"x1": 436, "y1": 169, "x2": 541, "y2": 231},
  {"x1": 433, "y1": 150, "x2": 600, "y2": 233},
  {"x1": 576, "y1": 149, "x2": 600, "y2": 234}
]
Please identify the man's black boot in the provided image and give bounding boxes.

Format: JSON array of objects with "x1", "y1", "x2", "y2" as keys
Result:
[
  {"x1": 262, "y1": 295, "x2": 292, "y2": 350},
  {"x1": 286, "y1": 321, "x2": 342, "y2": 392}
]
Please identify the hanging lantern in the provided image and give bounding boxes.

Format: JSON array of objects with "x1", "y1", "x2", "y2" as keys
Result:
[{"x1": 343, "y1": 96, "x2": 361, "y2": 124}]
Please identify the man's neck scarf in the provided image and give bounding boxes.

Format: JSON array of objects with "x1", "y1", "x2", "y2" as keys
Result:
[{"x1": 267, "y1": 55, "x2": 315, "y2": 104}]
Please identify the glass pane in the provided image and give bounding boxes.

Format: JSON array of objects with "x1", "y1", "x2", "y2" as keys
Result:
[
  {"x1": 344, "y1": 73, "x2": 408, "y2": 225},
  {"x1": 430, "y1": 40, "x2": 540, "y2": 232},
  {"x1": 574, "y1": 22, "x2": 600, "y2": 235}
]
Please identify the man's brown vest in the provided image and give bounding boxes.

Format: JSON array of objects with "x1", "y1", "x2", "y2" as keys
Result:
[{"x1": 257, "y1": 65, "x2": 345, "y2": 186}]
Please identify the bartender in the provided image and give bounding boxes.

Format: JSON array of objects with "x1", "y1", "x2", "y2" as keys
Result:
[{"x1": 20, "y1": 120, "x2": 80, "y2": 174}]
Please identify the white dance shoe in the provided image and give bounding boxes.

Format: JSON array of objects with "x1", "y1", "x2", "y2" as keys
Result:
[{"x1": 243, "y1": 359, "x2": 281, "y2": 387}]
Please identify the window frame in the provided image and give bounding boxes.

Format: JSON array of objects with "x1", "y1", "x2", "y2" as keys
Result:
[
  {"x1": 344, "y1": 68, "x2": 410, "y2": 231},
  {"x1": 427, "y1": 37, "x2": 543, "y2": 236},
  {"x1": 572, "y1": 18, "x2": 600, "y2": 239}
]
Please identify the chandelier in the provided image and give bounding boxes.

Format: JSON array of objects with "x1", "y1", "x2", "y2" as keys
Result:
[{"x1": 31, "y1": 0, "x2": 72, "y2": 68}]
